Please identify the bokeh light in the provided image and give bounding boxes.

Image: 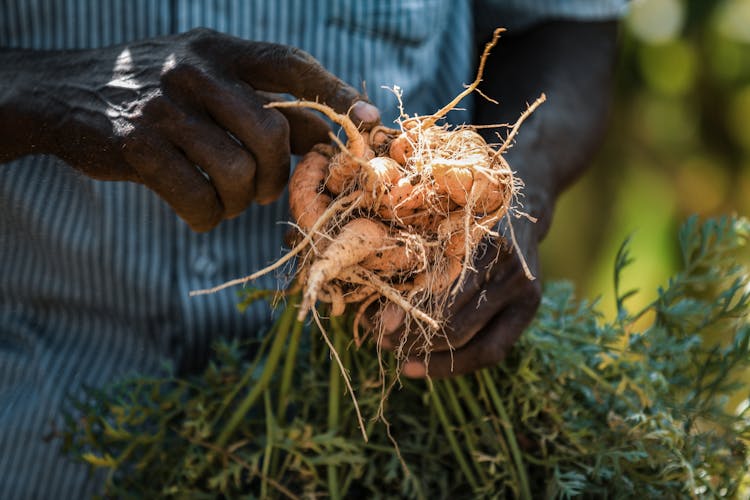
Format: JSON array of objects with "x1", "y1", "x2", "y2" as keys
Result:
[
  {"x1": 727, "y1": 85, "x2": 750, "y2": 150},
  {"x1": 637, "y1": 39, "x2": 696, "y2": 96},
  {"x1": 540, "y1": 0, "x2": 750, "y2": 320},
  {"x1": 715, "y1": 0, "x2": 750, "y2": 43},
  {"x1": 628, "y1": 0, "x2": 684, "y2": 43}
]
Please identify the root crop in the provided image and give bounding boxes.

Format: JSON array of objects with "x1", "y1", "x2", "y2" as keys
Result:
[{"x1": 192, "y1": 27, "x2": 544, "y2": 365}]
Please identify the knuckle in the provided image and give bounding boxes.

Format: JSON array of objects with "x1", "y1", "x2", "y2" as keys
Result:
[
  {"x1": 185, "y1": 27, "x2": 220, "y2": 45},
  {"x1": 275, "y1": 46, "x2": 330, "y2": 95},
  {"x1": 300, "y1": 68, "x2": 339, "y2": 103},
  {"x1": 138, "y1": 95, "x2": 188, "y2": 135},
  {"x1": 118, "y1": 128, "x2": 140, "y2": 150},
  {"x1": 212, "y1": 151, "x2": 256, "y2": 217},
  {"x1": 225, "y1": 153, "x2": 256, "y2": 188},
  {"x1": 141, "y1": 91, "x2": 175, "y2": 117},
  {"x1": 222, "y1": 157, "x2": 257, "y2": 200},
  {"x1": 259, "y1": 109, "x2": 290, "y2": 139},
  {"x1": 130, "y1": 156, "x2": 161, "y2": 182},
  {"x1": 285, "y1": 45, "x2": 311, "y2": 61},
  {"x1": 251, "y1": 113, "x2": 291, "y2": 199},
  {"x1": 160, "y1": 59, "x2": 207, "y2": 88},
  {"x1": 271, "y1": 44, "x2": 316, "y2": 67},
  {"x1": 120, "y1": 133, "x2": 154, "y2": 169}
]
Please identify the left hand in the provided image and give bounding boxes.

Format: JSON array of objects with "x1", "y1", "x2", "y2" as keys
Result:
[
  {"x1": 378, "y1": 20, "x2": 618, "y2": 377},
  {"x1": 379, "y1": 188, "x2": 550, "y2": 378}
]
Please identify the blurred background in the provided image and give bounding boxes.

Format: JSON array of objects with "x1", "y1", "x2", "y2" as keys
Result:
[{"x1": 539, "y1": 0, "x2": 750, "y2": 316}]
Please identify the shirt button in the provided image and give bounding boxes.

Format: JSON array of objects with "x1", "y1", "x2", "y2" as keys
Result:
[{"x1": 192, "y1": 254, "x2": 218, "y2": 276}]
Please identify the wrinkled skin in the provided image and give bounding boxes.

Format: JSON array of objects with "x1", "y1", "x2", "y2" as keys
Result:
[
  {"x1": 0, "y1": 28, "x2": 378, "y2": 231},
  {"x1": 380, "y1": 20, "x2": 620, "y2": 378}
]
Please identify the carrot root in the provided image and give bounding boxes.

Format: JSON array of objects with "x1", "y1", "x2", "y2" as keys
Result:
[{"x1": 196, "y1": 26, "x2": 542, "y2": 376}]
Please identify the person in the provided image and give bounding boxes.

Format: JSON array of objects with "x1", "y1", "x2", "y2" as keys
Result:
[{"x1": 0, "y1": 0, "x2": 623, "y2": 496}]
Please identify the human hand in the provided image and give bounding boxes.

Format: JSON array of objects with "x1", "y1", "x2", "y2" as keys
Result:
[
  {"x1": 379, "y1": 187, "x2": 549, "y2": 378},
  {"x1": 0, "y1": 28, "x2": 379, "y2": 231},
  {"x1": 376, "y1": 21, "x2": 618, "y2": 378}
]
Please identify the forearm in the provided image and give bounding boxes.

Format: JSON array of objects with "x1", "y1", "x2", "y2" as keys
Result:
[
  {"x1": 0, "y1": 47, "x2": 126, "y2": 166},
  {"x1": 475, "y1": 20, "x2": 619, "y2": 234},
  {"x1": 0, "y1": 48, "x2": 51, "y2": 161}
]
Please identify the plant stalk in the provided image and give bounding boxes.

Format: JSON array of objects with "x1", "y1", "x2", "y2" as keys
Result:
[
  {"x1": 327, "y1": 315, "x2": 345, "y2": 500},
  {"x1": 277, "y1": 316, "x2": 305, "y2": 417},
  {"x1": 440, "y1": 380, "x2": 489, "y2": 484},
  {"x1": 480, "y1": 369, "x2": 532, "y2": 500},
  {"x1": 429, "y1": 382, "x2": 479, "y2": 492},
  {"x1": 214, "y1": 294, "x2": 299, "y2": 450}
]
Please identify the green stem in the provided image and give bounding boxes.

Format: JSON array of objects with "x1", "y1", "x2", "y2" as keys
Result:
[
  {"x1": 426, "y1": 396, "x2": 439, "y2": 450},
  {"x1": 185, "y1": 298, "x2": 298, "y2": 484},
  {"x1": 327, "y1": 315, "x2": 344, "y2": 500},
  {"x1": 576, "y1": 363, "x2": 640, "y2": 412},
  {"x1": 261, "y1": 390, "x2": 274, "y2": 500},
  {"x1": 277, "y1": 316, "x2": 305, "y2": 418},
  {"x1": 429, "y1": 382, "x2": 479, "y2": 492},
  {"x1": 463, "y1": 373, "x2": 518, "y2": 487},
  {"x1": 452, "y1": 377, "x2": 483, "y2": 421},
  {"x1": 266, "y1": 314, "x2": 305, "y2": 484},
  {"x1": 210, "y1": 308, "x2": 287, "y2": 430},
  {"x1": 440, "y1": 380, "x2": 488, "y2": 484},
  {"x1": 339, "y1": 329, "x2": 358, "y2": 499},
  {"x1": 214, "y1": 294, "x2": 299, "y2": 450},
  {"x1": 480, "y1": 369, "x2": 532, "y2": 500}
]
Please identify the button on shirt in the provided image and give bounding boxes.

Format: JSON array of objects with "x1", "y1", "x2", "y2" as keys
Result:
[{"x1": 0, "y1": 1, "x2": 625, "y2": 497}]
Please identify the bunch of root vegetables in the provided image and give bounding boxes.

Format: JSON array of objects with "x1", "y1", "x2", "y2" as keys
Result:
[{"x1": 194, "y1": 29, "x2": 544, "y2": 363}]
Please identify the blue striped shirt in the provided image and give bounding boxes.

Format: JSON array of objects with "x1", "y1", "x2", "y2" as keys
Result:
[{"x1": 0, "y1": 1, "x2": 625, "y2": 497}]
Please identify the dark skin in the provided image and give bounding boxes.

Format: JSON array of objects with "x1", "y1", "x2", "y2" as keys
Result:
[
  {"x1": 1, "y1": 22, "x2": 617, "y2": 379},
  {"x1": 0, "y1": 28, "x2": 379, "y2": 231},
  {"x1": 380, "y1": 20, "x2": 619, "y2": 378}
]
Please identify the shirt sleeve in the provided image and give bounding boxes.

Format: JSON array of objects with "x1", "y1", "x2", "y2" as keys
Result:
[{"x1": 474, "y1": 0, "x2": 629, "y2": 32}]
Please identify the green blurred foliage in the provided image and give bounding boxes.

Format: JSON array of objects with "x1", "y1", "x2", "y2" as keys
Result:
[
  {"x1": 63, "y1": 217, "x2": 750, "y2": 498},
  {"x1": 540, "y1": 0, "x2": 750, "y2": 319}
]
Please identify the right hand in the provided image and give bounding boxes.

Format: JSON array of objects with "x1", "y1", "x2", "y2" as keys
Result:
[{"x1": 0, "y1": 28, "x2": 379, "y2": 231}]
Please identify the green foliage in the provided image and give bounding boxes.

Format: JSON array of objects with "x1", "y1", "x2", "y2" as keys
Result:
[{"x1": 62, "y1": 217, "x2": 750, "y2": 498}]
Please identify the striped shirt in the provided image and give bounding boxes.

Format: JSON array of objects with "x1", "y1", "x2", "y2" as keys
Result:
[{"x1": 0, "y1": 1, "x2": 625, "y2": 497}]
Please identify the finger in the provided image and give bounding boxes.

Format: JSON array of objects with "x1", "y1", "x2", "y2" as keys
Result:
[
  {"x1": 124, "y1": 136, "x2": 223, "y2": 232},
  {"x1": 436, "y1": 264, "x2": 533, "y2": 351},
  {"x1": 381, "y1": 302, "x2": 406, "y2": 334},
  {"x1": 276, "y1": 105, "x2": 333, "y2": 155},
  {"x1": 377, "y1": 302, "x2": 406, "y2": 349},
  {"x1": 187, "y1": 30, "x2": 379, "y2": 125},
  {"x1": 403, "y1": 297, "x2": 537, "y2": 379},
  {"x1": 163, "y1": 115, "x2": 257, "y2": 219},
  {"x1": 379, "y1": 253, "x2": 521, "y2": 353},
  {"x1": 380, "y1": 280, "x2": 518, "y2": 358},
  {"x1": 198, "y1": 80, "x2": 292, "y2": 204},
  {"x1": 237, "y1": 45, "x2": 361, "y2": 113},
  {"x1": 222, "y1": 41, "x2": 379, "y2": 123},
  {"x1": 256, "y1": 92, "x2": 332, "y2": 154},
  {"x1": 449, "y1": 242, "x2": 516, "y2": 313}
]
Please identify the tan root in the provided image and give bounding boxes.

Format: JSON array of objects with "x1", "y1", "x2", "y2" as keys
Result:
[{"x1": 193, "y1": 26, "x2": 543, "y2": 368}]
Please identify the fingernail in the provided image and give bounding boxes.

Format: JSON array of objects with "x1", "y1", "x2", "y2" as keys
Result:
[
  {"x1": 352, "y1": 101, "x2": 380, "y2": 124},
  {"x1": 380, "y1": 303, "x2": 405, "y2": 334},
  {"x1": 403, "y1": 361, "x2": 426, "y2": 378}
]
